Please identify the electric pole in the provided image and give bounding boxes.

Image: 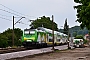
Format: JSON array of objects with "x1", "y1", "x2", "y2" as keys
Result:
[
  {"x1": 52, "y1": 15, "x2": 54, "y2": 50},
  {"x1": 67, "y1": 25, "x2": 70, "y2": 49},
  {"x1": 12, "y1": 16, "x2": 25, "y2": 47},
  {"x1": 12, "y1": 16, "x2": 14, "y2": 46}
]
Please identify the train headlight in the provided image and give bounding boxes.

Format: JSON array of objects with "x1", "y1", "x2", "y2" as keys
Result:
[{"x1": 27, "y1": 40, "x2": 32, "y2": 42}]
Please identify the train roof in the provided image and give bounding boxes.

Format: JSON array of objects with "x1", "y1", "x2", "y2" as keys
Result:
[
  {"x1": 24, "y1": 27, "x2": 67, "y2": 35},
  {"x1": 37, "y1": 27, "x2": 52, "y2": 33},
  {"x1": 24, "y1": 29, "x2": 35, "y2": 31},
  {"x1": 62, "y1": 33, "x2": 67, "y2": 36},
  {"x1": 37, "y1": 27, "x2": 61, "y2": 34}
]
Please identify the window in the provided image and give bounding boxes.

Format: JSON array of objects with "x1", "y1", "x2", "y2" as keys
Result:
[
  {"x1": 49, "y1": 39, "x2": 53, "y2": 42},
  {"x1": 24, "y1": 30, "x2": 35, "y2": 34},
  {"x1": 24, "y1": 31, "x2": 29, "y2": 34},
  {"x1": 57, "y1": 39, "x2": 60, "y2": 42},
  {"x1": 30, "y1": 31, "x2": 35, "y2": 34}
]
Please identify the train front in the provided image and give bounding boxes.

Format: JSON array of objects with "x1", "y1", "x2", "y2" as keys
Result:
[{"x1": 22, "y1": 29, "x2": 37, "y2": 48}]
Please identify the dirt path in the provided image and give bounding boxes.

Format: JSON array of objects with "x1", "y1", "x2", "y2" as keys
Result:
[{"x1": 8, "y1": 47, "x2": 90, "y2": 60}]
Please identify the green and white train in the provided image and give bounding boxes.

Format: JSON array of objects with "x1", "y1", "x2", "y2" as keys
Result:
[{"x1": 22, "y1": 27, "x2": 68, "y2": 48}]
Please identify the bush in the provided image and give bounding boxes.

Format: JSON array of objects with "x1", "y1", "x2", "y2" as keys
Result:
[
  {"x1": 75, "y1": 35, "x2": 84, "y2": 39},
  {"x1": 15, "y1": 39, "x2": 22, "y2": 46},
  {"x1": 0, "y1": 35, "x2": 8, "y2": 48},
  {"x1": 0, "y1": 39, "x2": 8, "y2": 48},
  {"x1": 83, "y1": 39, "x2": 88, "y2": 44}
]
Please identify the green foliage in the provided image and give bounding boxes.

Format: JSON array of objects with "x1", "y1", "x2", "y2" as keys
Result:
[
  {"x1": 74, "y1": 0, "x2": 90, "y2": 30},
  {"x1": 75, "y1": 40, "x2": 80, "y2": 44},
  {"x1": 30, "y1": 16, "x2": 58, "y2": 31},
  {"x1": 73, "y1": 32, "x2": 77, "y2": 37},
  {"x1": 64, "y1": 18, "x2": 68, "y2": 35},
  {"x1": 88, "y1": 30, "x2": 90, "y2": 35},
  {"x1": 14, "y1": 28, "x2": 23, "y2": 43},
  {"x1": 0, "y1": 34, "x2": 8, "y2": 48},
  {"x1": 58, "y1": 26, "x2": 89, "y2": 36},
  {"x1": 83, "y1": 39, "x2": 88, "y2": 44},
  {"x1": 15, "y1": 39, "x2": 22, "y2": 46},
  {"x1": 74, "y1": 35, "x2": 84, "y2": 39},
  {"x1": 0, "y1": 28, "x2": 23, "y2": 48}
]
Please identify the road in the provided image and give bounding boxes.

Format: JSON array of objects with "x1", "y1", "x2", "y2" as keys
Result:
[{"x1": 8, "y1": 46, "x2": 90, "y2": 60}]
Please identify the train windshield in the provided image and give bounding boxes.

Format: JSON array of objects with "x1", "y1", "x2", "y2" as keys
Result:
[
  {"x1": 24, "y1": 31, "x2": 29, "y2": 34},
  {"x1": 24, "y1": 30, "x2": 35, "y2": 34}
]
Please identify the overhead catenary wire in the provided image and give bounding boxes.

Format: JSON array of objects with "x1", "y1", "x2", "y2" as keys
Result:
[
  {"x1": 0, "y1": 16, "x2": 29, "y2": 25},
  {"x1": 0, "y1": 4, "x2": 26, "y2": 17},
  {"x1": 0, "y1": 14, "x2": 12, "y2": 17},
  {"x1": 0, "y1": 4, "x2": 39, "y2": 23},
  {"x1": 0, "y1": 16, "x2": 12, "y2": 21},
  {"x1": 0, "y1": 9, "x2": 22, "y2": 17},
  {"x1": 0, "y1": 8, "x2": 35, "y2": 21},
  {"x1": 0, "y1": 4, "x2": 37, "y2": 18},
  {"x1": 18, "y1": 21, "x2": 29, "y2": 25},
  {"x1": 0, "y1": 4, "x2": 37, "y2": 26}
]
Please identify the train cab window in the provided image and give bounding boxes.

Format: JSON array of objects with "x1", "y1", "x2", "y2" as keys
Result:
[
  {"x1": 30, "y1": 31, "x2": 35, "y2": 34},
  {"x1": 24, "y1": 31, "x2": 29, "y2": 34},
  {"x1": 49, "y1": 39, "x2": 52, "y2": 42},
  {"x1": 24, "y1": 30, "x2": 35, "y2": 35}
]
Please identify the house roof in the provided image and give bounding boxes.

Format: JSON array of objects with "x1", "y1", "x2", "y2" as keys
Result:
[{"x1": 85, "y1": 34, "x2": 89, "y2": 36}]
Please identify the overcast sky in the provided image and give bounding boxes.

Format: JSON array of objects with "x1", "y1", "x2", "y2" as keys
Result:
[{"x1": 0, "y1": 0, "x2": 80, "y2": 32}]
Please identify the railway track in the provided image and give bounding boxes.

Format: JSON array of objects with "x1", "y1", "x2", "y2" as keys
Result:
[
  {"x1": 0, "y1": 47, "x2": 27, "y2": 54},
  {"x1": 0, "y1": 46, "x2": 48, "y2": 54},
  {"x1": 0, "y1": 46, "x2": 50, "y2": 54},
  {"x1": 0, "y1": 44, "x2": 67, "y2": 54}
]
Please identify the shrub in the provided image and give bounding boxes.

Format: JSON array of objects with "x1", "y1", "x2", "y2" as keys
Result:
[
  {"x1": 83, "y1": 39, "x2": 88, "y2": 44},
  {"x1": 0, "y1": 39, "x2": 8, "y2": 48},
  {"x1": 75, "y1": 35, "x2": 84, "y2": 39}
]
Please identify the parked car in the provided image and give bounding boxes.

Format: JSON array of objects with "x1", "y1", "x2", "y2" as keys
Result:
[{"x1": 73, "y1": 39, "x2": 84, "y2": 48}]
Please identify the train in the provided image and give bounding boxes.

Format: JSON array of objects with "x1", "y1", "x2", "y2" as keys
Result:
[{"x1": 21, "y1": 27, "x2": 68, "y2": 48}]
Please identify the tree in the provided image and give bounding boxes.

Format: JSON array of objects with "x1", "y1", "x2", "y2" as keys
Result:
[
  {"x1": 74, "y1": 0, "x2": 90, "y2": 30},
  {"x1": 0, "y1": 34, "x2": 8, "y2": 48},
  {"x1": 74, "y1": 35, "x2": 84, "y2": 39},
  {"x1": 63, "y1": 18, "x2": 68, "y2": 35},
  {"x1": 14, "y1": 28, "x2": 23, "y2": 46},
  {"x1": 30, "y1": 16, "x2": 58, "y2": 31},
  {"x1": 2, "y1": 28, "x2": 23, "y2": 46},
  {"x1": 73, "y1": 32, "x2": 77, "y2": 37}
]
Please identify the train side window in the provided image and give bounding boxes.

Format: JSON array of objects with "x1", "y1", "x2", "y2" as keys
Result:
[
  {"x1": 57, "y1": 39, "x2": 60, "y2": 42},
  {"x1": 49, "y1": 39, "x2": 53, "y2": 42}
]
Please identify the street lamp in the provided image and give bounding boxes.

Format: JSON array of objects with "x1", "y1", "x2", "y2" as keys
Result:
[{"x1": 12, "y1": 16, "x2": 25, "y2": 47}]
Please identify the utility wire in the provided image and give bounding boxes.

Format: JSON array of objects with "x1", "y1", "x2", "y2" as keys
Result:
[
  {"x1": 0, "y1": 4, "x2": 37, "y2": 18},
  {"x1": 0, "y1": 14, "x2": 12, "y2": 17},
  {"x1": 0, "y1": 4, "x2": 23, "y2": 16},
  {"x1": 0, "y1": 9, "x2": 22, "y2": 17},
  {"x1": 0, "y1": 9, "x2": 34, "y2": 21},
  {"x1": 0, "y1": 9, "x2": 31, "y2": 26},
  {"x1": 18, "y1": 21, "x2": 29, "y2": 25},
  {"x1": 0, "y1": 4, "x2": 37, "y2": 26},
  {"x1": 0, "y1": 16, "x2": 29, "y2": 26},
  {"x1": 0, "y1": 16, "x2": 12, "y2": 21}
]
